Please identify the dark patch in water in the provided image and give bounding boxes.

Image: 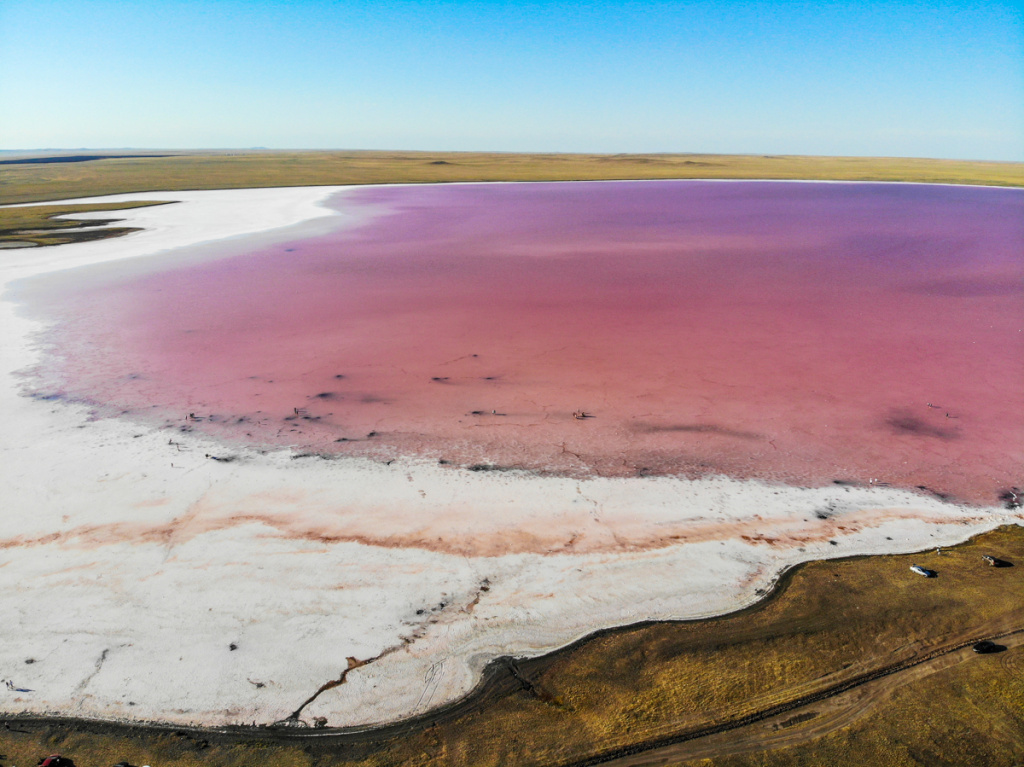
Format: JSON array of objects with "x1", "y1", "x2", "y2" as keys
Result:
[
  {"x1": 903, "y1": 278, "x2": 1023, "y2": 298},
  {"x1": 0, "y1": 154, "x2": 173, "y2": 165},
  {"x1": 29, "y1": 391, "x2": 64, "y2": 401},
  {"x1": 634, "y1": 422, "x2": 761, "y2": 440},
  {"x1": 916, "y1": 484, "x2": 952, "y2": 501},
  {"x1": 885, "y1": 412, "x2": 960, "y2": 440}
]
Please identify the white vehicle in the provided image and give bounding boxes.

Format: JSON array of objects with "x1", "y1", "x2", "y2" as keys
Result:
[{"x1": 910, "y1": 565, "x2": 935, "y2": 577}]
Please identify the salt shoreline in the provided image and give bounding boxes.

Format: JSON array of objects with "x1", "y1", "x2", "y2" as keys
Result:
[{"x1": 1, "y1": 184, "x2": 1020, "y2": 728}]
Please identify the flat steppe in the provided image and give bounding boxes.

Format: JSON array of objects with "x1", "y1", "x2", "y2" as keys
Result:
[{"x1": 2, "y1": 149, "x2": 1022, "y2": 206}]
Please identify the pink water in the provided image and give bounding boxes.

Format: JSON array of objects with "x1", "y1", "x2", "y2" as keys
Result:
[{"x1": 21, "y1": 181, "x2": 1024, "y2": 505}]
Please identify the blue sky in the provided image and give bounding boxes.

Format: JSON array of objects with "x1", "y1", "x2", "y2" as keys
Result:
[{"x1": 1, "y1": 1, "x2": 1021, "y2": 160}]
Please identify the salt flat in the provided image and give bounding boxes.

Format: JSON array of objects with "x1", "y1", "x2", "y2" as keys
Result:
[{"x1": 1, "y1": 186, "x2": 1019, "y2": 728}]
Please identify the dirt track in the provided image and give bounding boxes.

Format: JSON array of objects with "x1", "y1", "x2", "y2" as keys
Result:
[{"x1": 560, "y1": 628, "x2": 1024, "y2": 766}]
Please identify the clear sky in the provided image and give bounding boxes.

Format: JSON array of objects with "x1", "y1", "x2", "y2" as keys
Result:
[{"x1": 1, "y1": 1, "x2": 1021, "y2": 160}]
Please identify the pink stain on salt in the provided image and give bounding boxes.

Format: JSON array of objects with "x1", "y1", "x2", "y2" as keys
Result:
[{"x1": 23, "y1": 182, "x2": 1024, "y2": 505}]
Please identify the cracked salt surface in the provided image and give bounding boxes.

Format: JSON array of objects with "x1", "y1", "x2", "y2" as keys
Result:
[{"x1": 1, "y1": 185, "x2": 1020, "y2": 728}]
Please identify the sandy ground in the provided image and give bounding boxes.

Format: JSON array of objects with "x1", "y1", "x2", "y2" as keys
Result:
[{"x1": 1, "y1": 186, "x2": 1020, "y2": 728}]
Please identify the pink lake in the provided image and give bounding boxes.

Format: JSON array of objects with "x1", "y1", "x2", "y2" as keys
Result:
[{"x1": 20, "y1": 181, "x2": 1024, "y2": 505}]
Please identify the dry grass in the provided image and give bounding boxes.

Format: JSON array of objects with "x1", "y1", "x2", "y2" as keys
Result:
[
  {"x1": 2, "y1": 526, "x2": 1020, "y2": 767},
  {"x1": 695, "y1": 645, "x2": 1024, "y2": 767},
  {"x1": 0, "y1": 150, "x2": 1021, "y2": 205}
]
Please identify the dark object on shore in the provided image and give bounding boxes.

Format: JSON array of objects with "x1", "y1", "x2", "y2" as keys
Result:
[
  {"x1": 997, "y1": 488, "x2": 1021, "y2": 509},
  {"x1": 38, "y1": 756, "x2": 76, "y2": 767},
  {"x1": 113, "y1": 762, "x2": 138, "y2": 767},
  {"x1": 972, "y1": 640, "x2": 1006, "y2": 654},
  {"x1": 982, "y1": 555, "x2": 1013, "y2": 567}
]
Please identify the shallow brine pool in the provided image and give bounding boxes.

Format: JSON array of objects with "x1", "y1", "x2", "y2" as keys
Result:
[{"x1": 19, "y1": 180, "x2": 1024, "y2": 505}]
